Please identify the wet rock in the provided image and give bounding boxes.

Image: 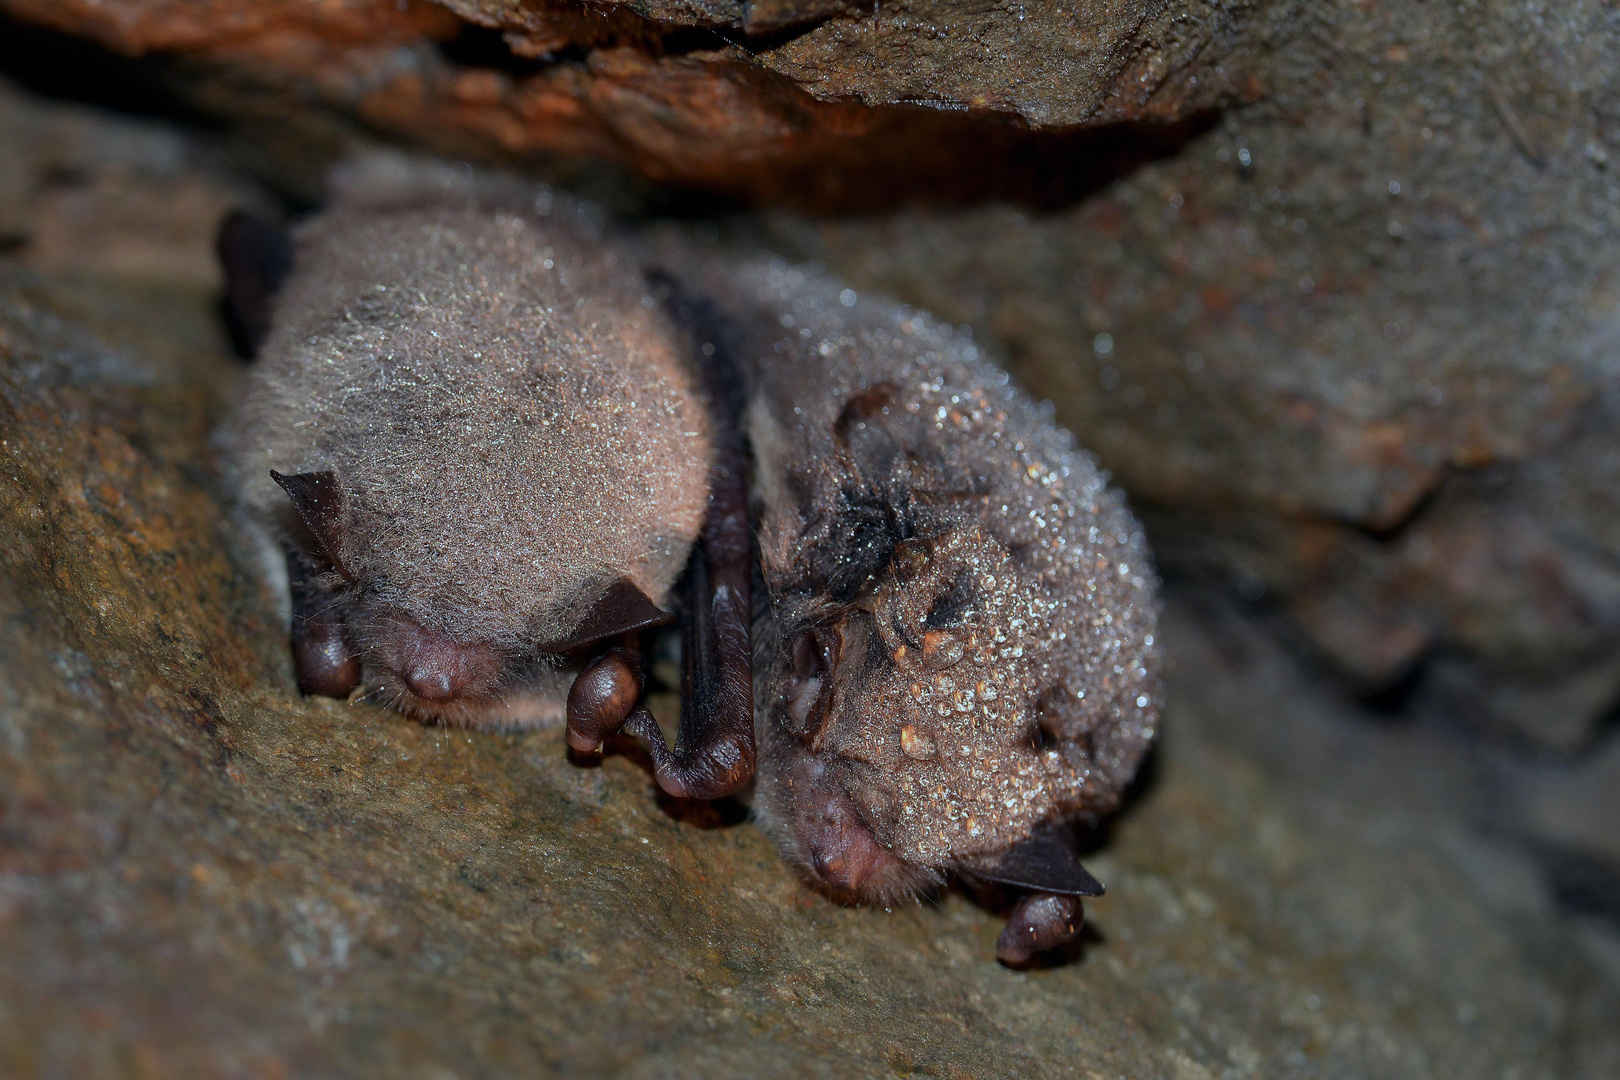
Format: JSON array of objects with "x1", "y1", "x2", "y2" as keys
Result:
[{"x1": 2, "y1": 81, "x2": 1619, "y2": 1079}]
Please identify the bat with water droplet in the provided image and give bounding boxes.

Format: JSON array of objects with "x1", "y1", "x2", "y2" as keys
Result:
[
  {"x1": 620, "y1": 243, "x2": 1163, "y2": 964},
  {"x1": 221, "y1": 159, "x2": 1158, "y2": 964}
]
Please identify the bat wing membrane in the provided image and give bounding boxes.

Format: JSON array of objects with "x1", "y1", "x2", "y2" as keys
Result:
[
  {"x1": 547, "y1": 578, "x2": 675, "y2": 651},
  {"x1": 957, "y1": 822, "x2": 1106, "y2": 897}
]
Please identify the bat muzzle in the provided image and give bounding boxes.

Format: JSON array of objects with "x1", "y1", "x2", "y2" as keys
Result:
[{"x1": 372, "y1": 612, "x2": 507, "y2": 714}]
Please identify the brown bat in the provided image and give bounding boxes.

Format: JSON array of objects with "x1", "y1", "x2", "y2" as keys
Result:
[
  {"x1": 583, "y1": 245, "x2": 1163, "y2": 965},
  {"x1": 223, "y1": 160, "x2": 1158, "y2": 964},
  {"x1": 223, "y1": 157, "x2": 722, "y2": 732}
]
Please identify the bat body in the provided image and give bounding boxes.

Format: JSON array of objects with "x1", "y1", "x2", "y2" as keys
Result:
[
  {"x1": 222, "y1": 160, "x2": 1159, "y2": 964},
  {"x1": 227, "y1": 160, "x2": 713, "y2": 728},
  {"x1": 650, "y1": 248, "x2": 1161, "y2": 962}
]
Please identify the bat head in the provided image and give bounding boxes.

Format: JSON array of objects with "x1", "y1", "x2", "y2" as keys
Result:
[
  {"x1": 756, "y1": 520, "x2": 1096, "y2": 905},
  {"x1": 270, "y1": 468, "x2": 674, "y2": 726}
]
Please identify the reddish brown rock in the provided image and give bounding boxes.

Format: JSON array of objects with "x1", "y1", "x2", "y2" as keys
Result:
[{"x1": 0, "y1": 0, "x2": 1258, "y2": 205}]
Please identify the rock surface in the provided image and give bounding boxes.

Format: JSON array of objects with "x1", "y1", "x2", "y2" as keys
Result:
[
  {"x1": 4, "y1": 0, "x2": 1617, "y2": 750},
  {"x1": 3, "y1": 81, "x2": 1619, "y2": 1079},
  {"x1": 763, "y1": 0, "x2": 1620, "y2": 749},
  {"x1": 0, "y1": 0, "x2": 1259, "y2": 205}
]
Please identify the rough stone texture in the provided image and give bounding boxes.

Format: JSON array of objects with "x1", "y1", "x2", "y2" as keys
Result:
[
  {"x1": 0, "y1": 0, "x2": 1261, "y2": 205},
  {"x1": 3, "y1": 80, "x2": 1620, "y2": 1079},
  {"x1": 762, "y1": 0, "x2": 1620, "y2": 749},
  {"x1": 0, "y1": 0, "x2": 1256, "y2": 124},
  {"x1": 5, "y1": 0, "x2": 1615, "y2": 750}
]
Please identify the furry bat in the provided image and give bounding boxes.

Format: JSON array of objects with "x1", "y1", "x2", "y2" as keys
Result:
[
  {"x1": 223, "y1": 158, "x2": 717, "y2": 729},
  {"x1": 612, "y1": 245, "x2": 1163, "y2": 965},
  {"x1": 221, "y1": 155, "x2": 1158, "y2": 964}
]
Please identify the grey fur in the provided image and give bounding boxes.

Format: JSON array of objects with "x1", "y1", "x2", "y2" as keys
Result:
[
  {"x1": 229, "y1": 158, "x2": 713, "y2": 726},
  {"x1": 654, "y1": 245, "x2": 1162, "y2": 904}
]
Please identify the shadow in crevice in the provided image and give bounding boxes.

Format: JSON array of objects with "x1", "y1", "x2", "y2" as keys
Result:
[
  {"x1": 0, "y1": 13, "x2": 211, "y2": 125},
  {"x1": 0, "y1": 9, "x2": 1222, "y2": 217},
  {"x1": 1353, "y1": 650, "x2": 1431, "y2": 717},
  {"x1": 1528, "y1": 839, "x2": 1620, "y2": 930},
  {"x1": 643, "y1": 108, "x2": 1222, "y2": 217},
  {"x1": 567, "y1": 734, "x2": 750, "y2": 830},
  {"x1": 1157, "y1": 564, "x2": 1437, "y2": 731},
  {"x1": 437, "y1": 22, "x2": 568, "y2": 76}
]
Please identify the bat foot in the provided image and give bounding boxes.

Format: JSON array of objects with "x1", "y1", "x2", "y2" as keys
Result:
[
  {"x1": 995, "y1": 893, "x2": 1084, "y2": 968},
  {"x1": 566, "y1": 641, "x2": 644, "y2": 753},
  {"x1": 293, "y1": 611, "x2": 362, "y2": 699}
]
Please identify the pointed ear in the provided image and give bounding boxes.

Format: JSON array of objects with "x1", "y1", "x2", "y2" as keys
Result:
[
  {"x1": 957, "y1": 823, "x2": 1105, "y2": 897},
  {"x1": 217, "y1": 210, "x2": 292, "y2": 359},
  {"x1": 270, "y1": 469, "x2": 353, "y2": 581},
  {"x1": 548, "y1": 578, "x2": 675, "y2": 651}
]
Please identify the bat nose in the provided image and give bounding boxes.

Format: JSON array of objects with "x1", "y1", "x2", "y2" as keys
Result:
[
  {"x1": 802, "y1": 788, "x2": 906, "y2": 897},
  {"x1": 378, "y1": 614, "x2": 502, "y2": 704},
  {"x1": 401, "y1": 661, "x2": 457, "y2": 701},
  {"x1": 811, "y1": 847, "x2": 849, "y2": 883}
]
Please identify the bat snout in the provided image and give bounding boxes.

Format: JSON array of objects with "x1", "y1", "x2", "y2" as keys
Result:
[
  {"x1": 779, "y1": 754, "x2": 914, "y2": 902},
  {"x1": 400, "y1": 661, "x2": 457, "y2": 701},
  {"x1": 375, "y1": 613, "x2": 506, "y2": 708},
  {"x1": 806, "y1": 806, "x2": 900, "y2": 900}
]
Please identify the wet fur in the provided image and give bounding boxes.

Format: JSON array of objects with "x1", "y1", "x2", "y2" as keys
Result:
[{"x1": 653, "y1": 244, "x2": 1162, "y2": 903}]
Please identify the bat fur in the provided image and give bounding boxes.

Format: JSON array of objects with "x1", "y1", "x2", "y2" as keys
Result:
[
  {"x1": 227, "y1": 157, "x2": 713, "y2": 728},
  {"x1": 650, "y1": 243, "x2": 1162, "y2": 907},
  {"x1": 225, "y1": 155, "x2": 1160, "y2": 963}
]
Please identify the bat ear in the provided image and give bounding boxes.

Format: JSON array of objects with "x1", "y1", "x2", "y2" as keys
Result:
[
  {"x1": 217, "y1": 210, "x2": 292, "y2": 359},
  {"x1": 786, "y1": 623, "x2": 842, "y2": 742},
  {"x1": 270, "y1": 469, "x2": 353, "y2": 581},
  {"x1": 834, "y1": 382, "x2": 897, "y2": 443},
  {"x1": 550, "y1": 578, "x2": 675, "y2": 651},
  {"x1": 956, "y1": 822, "x2": 1105, "y2": 897}
]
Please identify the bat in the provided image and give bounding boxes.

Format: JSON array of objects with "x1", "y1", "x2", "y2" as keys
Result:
[
  {"x1": 221, "y1": 158, "x2": 1160, "y2": 965},
  {"x1": 222, "y1": 157, "x2": 717, "y2": 730},
  {"x1": 594, "y1": 244, "x2": 1163, "y2": 965}
]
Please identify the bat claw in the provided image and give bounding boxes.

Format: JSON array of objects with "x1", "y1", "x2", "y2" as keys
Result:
[
  {"x1": 995, "y1": 892, "x2": 1084, "y2": 968},
  {"x1": 653, "y1": 769, "x2": 690, "y2": 801},
  {"x1": 566, "y1": 640, "x2": 644, "y2": 752}
]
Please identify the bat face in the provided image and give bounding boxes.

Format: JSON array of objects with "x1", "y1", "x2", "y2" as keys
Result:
[
  {"x1": 654, "y1": 247, "x2": 1161, "y2": 936},
  {"x1": 228, "y1": 161, "x2": 712, "y2": 727},
  {"x1": 759, "y1": 522, "x2": 1082, "y2": 903}
]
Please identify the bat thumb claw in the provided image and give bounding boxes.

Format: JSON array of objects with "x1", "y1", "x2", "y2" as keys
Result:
[
  {"x1": 565, "y1": 726, "x2": 604, "y2": 754},
  {"x1": 654, "y1": 770, "x2": 691, "y2": 800}
]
